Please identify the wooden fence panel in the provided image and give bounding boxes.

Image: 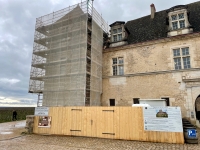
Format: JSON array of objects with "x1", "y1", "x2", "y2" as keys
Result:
[{"x1": 33, "y1": 107, "x2": 184, "y2": 144}]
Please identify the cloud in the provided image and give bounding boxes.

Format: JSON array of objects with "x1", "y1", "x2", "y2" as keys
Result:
[
  {"x1": 0, "y1": 97, "x2": 37, "y2": 107},
  {"x1": 0, "y1": 78, "x2": 20, "y2": 84},
  {"x1": 0, "y1": 97, "x2": 6, "y2": 100}
]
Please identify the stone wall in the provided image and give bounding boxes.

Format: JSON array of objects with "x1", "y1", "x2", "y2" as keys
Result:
[
  {"x1": 102, "y1": 35, "x2": 200, "y2": 119},
  {"x1": 103, "y1": 36, "x2": 200, "y2": 76}
]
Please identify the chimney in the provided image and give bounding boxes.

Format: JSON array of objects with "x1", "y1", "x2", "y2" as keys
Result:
[{"x1": 150, "y1": 3, "x2": 156, "y2": 19}]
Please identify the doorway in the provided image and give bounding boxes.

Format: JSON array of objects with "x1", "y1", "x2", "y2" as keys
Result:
[{"x1": 195, "y1": 95, "x2": 200, "y2": 121}]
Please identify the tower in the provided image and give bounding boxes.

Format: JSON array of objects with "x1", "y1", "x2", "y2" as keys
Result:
[{"x1": 29, "y1": 1, "x2": 109, "y2": 106}]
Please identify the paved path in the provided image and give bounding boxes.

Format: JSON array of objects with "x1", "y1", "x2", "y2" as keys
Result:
[
  {"x1": 0, "y1": 121, "x2": 200, "y2": 150},
  {"x1": 0, "y1": 121, "x2": 26, "y2": 141}
]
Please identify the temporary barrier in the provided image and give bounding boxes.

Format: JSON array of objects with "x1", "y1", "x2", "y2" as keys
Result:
[{"x1": 33, "y1": 107, "x2": 184, "y2": 144}]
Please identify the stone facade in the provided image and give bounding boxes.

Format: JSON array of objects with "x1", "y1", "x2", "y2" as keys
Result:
[{"x1": 102, "y1": 35, "x2": 200, "y2": 120}]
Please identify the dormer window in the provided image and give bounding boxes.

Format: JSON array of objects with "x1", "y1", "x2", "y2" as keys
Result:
[
  {"x1": 167, "y1": 5, "x2": 193, "y2": 37},
  {"x1": 109, "y1": 21, "x2": 127, "y2": 48},
  {"x1": 112, "y1": 27, "x2": 122, "y2": 42}
]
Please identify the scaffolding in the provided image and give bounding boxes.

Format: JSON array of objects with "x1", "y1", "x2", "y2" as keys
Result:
[{"x1": 29, "y1": 1, "x2": 109, "y2": 106}]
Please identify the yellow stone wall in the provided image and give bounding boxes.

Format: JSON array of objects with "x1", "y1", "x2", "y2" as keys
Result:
[{"x1": 102, "y1": 36, "x2": 200, "y2": 118}]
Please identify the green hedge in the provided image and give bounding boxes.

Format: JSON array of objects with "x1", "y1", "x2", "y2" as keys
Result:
[{"x1": 0, "y1": 107, "x2": 35, "y2": 123}]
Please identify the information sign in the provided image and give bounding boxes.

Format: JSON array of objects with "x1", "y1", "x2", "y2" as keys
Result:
[
  {"x1": 143, "y1": 107, "x2": 183, "y2": 132},
  {"x1": 35, "y1": 107, "x2": 49, "y2": 116},
  {"x1": 187, "y1": 129, "x2": 197, "y2": 138}
]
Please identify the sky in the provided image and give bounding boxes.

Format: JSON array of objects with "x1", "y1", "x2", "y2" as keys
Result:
[{"x1": 0, "y1": 0, "x2": 198, "y2": 107}]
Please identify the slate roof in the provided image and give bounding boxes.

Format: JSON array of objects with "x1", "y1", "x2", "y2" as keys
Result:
[
  {"x1": 125, "y1": 1, "x2": 200, "y2": 44},
  {"x1": 110, "y1": 21, "x2": 125, "y2": 27}
]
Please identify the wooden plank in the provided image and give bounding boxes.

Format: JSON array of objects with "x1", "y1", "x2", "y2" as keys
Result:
[
  {"x1": 176, "y1": 132, "x2": 184, "y2": 144},
  {"x1": 82, "y1": 107, "x2": 87, "y2": 136},
  {"x1": 97, "y1": 107, "x2": 104, "y2": 138},
  {"x1": 102, "y1": 107, "x2": 108, "y2": 139},
  {"x1": 85, "y1": 107, "x2": 91, "y2": 137},
  {"x1": 70, "y1": 106, "x2": 76, "y2": 136},
  {"x1": 61, "y1": 107, "x2": 66, "y2": 135},
  {"x1": 171, "y1": 132, "x2": 177, "y2": 143},
  {"x1": 91, "y1": 107, "x2": 97, "y2": 137},
  {"x1": 95, "y1": 107, "x2": 100, "y2": 138},
  {"x1": 113, "y1": 107, "x2": 119, "y2": 139},
  {"x1": 124, "y1": 107, "x2": 129, "y2": 140},
  {"x1": 66, "y1": 107, "x2": 71, "y2": 135},
  {"x1": 127, "y1": 107, "x2": 132, "y2": 140},
  {"x1": 57, "y1": 107, "x2": 63, "y2": 134},
  {"x1": 77, "y1": 106, "x2": 82, "y2": 136},
  {"x1": 119, "y1": 107, "x2": 124, "y2": 139},
  {"x1": 131, "y1": 107, "x2": 137, "y2": 140}
]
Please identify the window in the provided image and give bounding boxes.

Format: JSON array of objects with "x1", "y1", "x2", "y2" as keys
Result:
[
  {"x1": 112, "y1": 27, "x2": 123, "y2": 42},
  {"x1": 161, "y1": 98, "x2": 170, "y2": 106},
  {"x1": 110, "y1": 99, "x2": 115, "y2": 106},
  {"x1": 173, "y1": 47, "x2": 191, "y2": 70},
  {"x1": 118, "y1": 34, "x2": 122, "y2": 41},
  {"x1": 113, "y1": 35, "x2": 117, "y2": 42},
  {"x1": 112, "y1": 57, "x2": 124, "y2": 75},
  {"x1": 172, "y1": 22, "x2": 178, "y2": 30},
  {"x1": 133, "y1": 98, "x2": 140, "y2": 104},
  {"x1": 113, "y1": 29, "x2": 117, "y2": 34},
  {"x1": 171, "y1": 13, "x2": 185, "y2": 30}
]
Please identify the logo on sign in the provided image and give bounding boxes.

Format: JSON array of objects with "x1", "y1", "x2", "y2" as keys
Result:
[{"x1": 187, "y1": 129, "x2": 196, "y2": 137}]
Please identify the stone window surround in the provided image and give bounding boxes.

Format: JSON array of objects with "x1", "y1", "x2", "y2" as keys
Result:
[
  {"x1": 168, "y1": 9, "x2": 190, "y2": 31},
  {"x1": 112, "y1": 57, "x2": 124, "y2": 76},
  {"x1": 170, "y1": 45, "x2": 192, "y2": 70}
]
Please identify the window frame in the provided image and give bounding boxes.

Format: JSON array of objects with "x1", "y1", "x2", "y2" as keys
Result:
[
  {"x1": 171, "y1": 13, "x2": 185, "y2": 30},
  {"x1": 173, "y1": 47, "x2": 191, "y2": 70},
  {"x1": 112, "y1": 27, "x2": 123, "y2": 42},
  {"x1": 112, "y1": 57, "x2": 124, "y2": 76}
]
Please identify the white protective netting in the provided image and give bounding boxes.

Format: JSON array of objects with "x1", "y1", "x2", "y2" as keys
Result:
[{"x1": 29, "y1": 1, "x2": 109, "y2": 106}]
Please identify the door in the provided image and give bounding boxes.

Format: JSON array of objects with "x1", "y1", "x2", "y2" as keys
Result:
[
  {"x1": 101, "y1": 108, "x2": 115, "y2": 139},
  {"x1": 70, "y1": 107, "x2": 82, "y2": 136}
]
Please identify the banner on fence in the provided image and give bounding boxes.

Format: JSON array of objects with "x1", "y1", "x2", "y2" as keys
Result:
[
  {"x1": 143, "y1": 107, "x2": 183, "y2": 132},
  {"x1": 35, "y1": 107, "x2": 49, "y2": 116}
]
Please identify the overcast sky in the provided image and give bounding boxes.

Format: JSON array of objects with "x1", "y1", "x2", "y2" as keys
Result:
[{"x1": 0, "y1": 0, "x2": 198, "y2": 107}]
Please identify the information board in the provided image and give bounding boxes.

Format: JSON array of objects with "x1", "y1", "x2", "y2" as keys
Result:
[
  {"x1": 143, "y1": 107, "x2": 183, "y2": 132},
  {"x1": 35, "y1": 107, "x2": 49, "y2": 116}
]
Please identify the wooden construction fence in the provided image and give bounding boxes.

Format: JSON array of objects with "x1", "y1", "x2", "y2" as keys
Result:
[{"x1": 33, "y1": 107, "x2": 184, "y2": 144}]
